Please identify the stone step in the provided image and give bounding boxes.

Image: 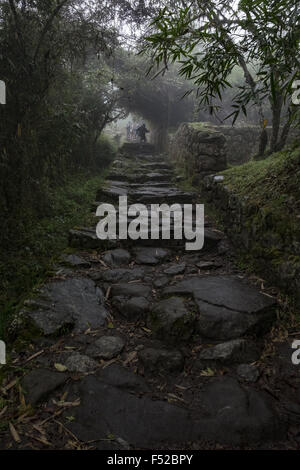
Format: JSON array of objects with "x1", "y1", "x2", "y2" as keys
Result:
[
  {"x1": 120, "y1": 142, "x2": 156, "y2": 155},
  {"x1": 141, "y1": 162, "x2": 172, "y2": 170},
  {"x1": 69, "y1": 225, "x2": 221, "y2": 251},
  {"x1": 162, "y1": 275, "x2": 277, "y2": 340}
]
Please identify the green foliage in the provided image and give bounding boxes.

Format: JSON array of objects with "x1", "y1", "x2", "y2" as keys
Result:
[
  {"x1": 221, "y1": 146, "x2": 300, "y2": 204},
  {"x1": 0, "y1": 168, "x2": 110, "y2": 339},
  {"x1": 115, "y1": 50, "x2": 196, "y2": 148},
  {"x1": 0, "y1": 1, "x2": 122, "y2": 243},
  {"x1": 144, "y1": 0, "x2": 300, "y2": 153}
]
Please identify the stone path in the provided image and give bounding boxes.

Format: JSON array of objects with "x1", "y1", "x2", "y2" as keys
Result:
[{"x1": 2, "y1": 142, "x2": 299, "y2": 450}]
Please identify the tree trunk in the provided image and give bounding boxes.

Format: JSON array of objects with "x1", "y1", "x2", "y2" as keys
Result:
[
  {"x1": 269, "y1": 94, "x2": 283, "y2": 153},
  {"x1": 276, "y1": 114, "x2": 292, "y2": 152},
  {"x1": 255, "y1": 128, "x2": 268, "y2": 159}
]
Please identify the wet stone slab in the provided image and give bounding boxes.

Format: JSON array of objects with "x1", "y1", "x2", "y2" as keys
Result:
[
  {"x1": 163, "y1": 275, "x2": 277, "y2": 340},
  {"x1": 65, "y1": 375, "x2": 281, "y2": 448},
  {"x1": 133, "y1": 247, "x2": 171, "y2": 265},
  {"x1": 148, "y1": 297, "x2": 196, "y2": 345},
  {"x1": 66, "y1": 375, "x2": 195, "y2": 448},
  {"x1": 22, "y1": 369, "x2": 68, "y2": 406},
  {"x1": 26, "y1": 277, "x2": 108, "y2": 335},
  {"x1": 91, "y1": 267, "x2": 146, "y2": 283}
]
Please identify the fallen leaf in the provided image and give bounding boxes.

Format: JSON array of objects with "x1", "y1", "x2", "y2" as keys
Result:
[
  {"x1": 9, "y1": 422, "x2": 21, "y2": 443},
  {"x1": 200, "y1": 368, "x2": 215, "y2": 377},
  {"x1": 54, "y1": 363, "x2": 67, "y2": 372}
]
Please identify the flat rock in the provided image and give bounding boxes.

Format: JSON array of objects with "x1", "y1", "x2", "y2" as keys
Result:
[
  {"x1": 199, "y1": 339, "x2": 261, "y2": 365},
  {"x1": 237, "y1": 363, "x2": 260, "y2": 383},
  {"x1": 134, "y1": 187, "x2": 194, "y2": 205},
  {"x1": 96, "y1": 185, "x2": 129, "y2": 202},
  {"x1": 22, "y1": 369, "x2": 68, "y2": 405},
  {"x1": 65, "y1": 353, "x2": 98, "y2": 372},
  {"x1": 164, "y1": 263, "x2": 186, "y2": 275},
  {"x1": 203, "y1": 229, "x2": 224, "y2": 251},
  {"x1": 66, "y1": 375, "x2": 281, "y2": 447},
  {"x1": 194, "y1": 378, "x2": 281, "y2": 445},
  {"x1": 115, "y1": 296, "x2": 150, "y2": 320},
  {"x1": 134, "y1": 247, "x2": 171, "y2": 265},
  {"x1": 110, "y1": 283, "x2": 151, "y2": 299},
  {"x1": 86, "y1": 336, "x2": 125, "y2": 360},
  {"x1": 61, "y1": 254, "x2": 91, "y2": 268},
  {"x1": 27, "y1": 278, "x2": 108, "y2": 335},
  {"x1": 153, "y1": 277, "x2": 169, "y2": 288},
  {"x1": 67, "y1": 376, "x2": 194, "y2": 447},
  {"x1": 103, "y1": 249, "x2": 131, "y2": 266},
  {"x1": 69, "y1": 228, "x2": 116, "y2": 250},
  {"x1": 148, "y1": 297, "x2": 195, "y2": 345},
  {"x1": 139, "y1": 347, "x2": 184, "y2": 372},
  {"x1": 163, "y1": 276, "x2": 276, "y2": 340},
  {"x1": 98, "y1": 364, "x2": 149, "y2": 393},
  {"x1": 196, "y1": 261, "x2": 221, "y2": 270},
  {"x1": 94, "y1": 267, "x2": 145, "y2": 283},
  {"x1": 143, "y1": 172, "x2": 172, "y2": 182}
]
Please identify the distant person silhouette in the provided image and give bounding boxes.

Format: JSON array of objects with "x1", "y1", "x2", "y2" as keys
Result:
[{"x1": 136, "y1": 123, "x2": 149, "y2": 143}]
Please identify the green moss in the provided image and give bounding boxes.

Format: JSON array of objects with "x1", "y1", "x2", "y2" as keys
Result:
[
  {"x1": 221, "y1": 147, "x2": 300, "y2": 207},
  {"x1": 211, "y1": 145, "x2": 300, "y2": 308},
  {"x1": 189, "y1": 122, "x2": 218, "y2": 132},
  {"x1": 0, "y1": 169, "x2": 109, "y2": 339}
]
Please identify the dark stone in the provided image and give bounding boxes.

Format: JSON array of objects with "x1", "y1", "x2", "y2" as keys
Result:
[
  {"x1": 163, "y1": 276, "x2": 276, "y2": 340},
  {"x1": 237, "y1": 364, "x2": 260, "y2": 383},
  {"x1": 65, "y1": 353, "x2": 98, "y2": 372},
  {"x1": 134, "y1": 187, "x2": 194, "y2": 205},
  {"x1": 69, "y1": 228, "x2": 117, "y2": 250},
  {"x1": 196, "y1": 261, "x2": 221, "y2": 269},
  {"x1": 86, "y1": 336, "x2": 125, "y2": 359},
  {"x1": 95, "y1": 268, "x2": 145, "y2": 283},
  {"x1": 27, "y1": 278, "x2": 108, "y2": 335},
  {"x1": 96, "y1": 185, "x2": 129, "y2": 202},
  {"x1": 66, "y1": 375, "x2": 281, "y2": 447},
  {"x1": 153, "y1": 277, "x2": 169, "y2": 288},
  {"x1": 203, "y1": 229, "x2": 224, "y2": 251},
  {"x1": 103, "y1": 249, "x2": 131, "y2": 266},
  {"x1": 110, "y1": 283, "x2": 151, "y2": 299},
  {"x1": 22, "y1": 369, "x2": 68, "y2": 405},
  {"x1": 67, "y1": 376, "x2": 193, "y2": 447},
  {"x1": 164, "y1": 263, "x2": 186, "y2": 275},
  {"x1": 148, "y1": 297, "x2": 195, "y2": 345},
  {"x1": 134, "y1": 247, "x2": 171, "y2": 265},
  {"x1": 199, "y1": 339, "x2": 261, "y2": 365},
  {"x1": 139, "y1": 347, "x2": 184, "y2": 372},
  {"x1": 98, "y1": 364, "x2": 149, "y2": 393},
  {"x1": 61, "y1": 254, "x2": 91, "y2": 269},
  {"x1": 193, "y1": 378, "x2": 281, "y2": 445},
  {"x1": 121, "y1": 297, "x2": 150, "y2": 320}
]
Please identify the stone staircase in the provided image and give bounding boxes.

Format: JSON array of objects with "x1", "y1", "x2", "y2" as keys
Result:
[{"x1": 9, "y1": 142, "x2": 292, "y2": 451}]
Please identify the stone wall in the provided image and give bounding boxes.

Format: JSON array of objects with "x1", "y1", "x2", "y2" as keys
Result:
[
  {"x1": 201, "y1": 175, "x2": 300, "y2": 307},
  {"x1": 220, "y1": 125, "x2": 299, "y2": 165},
  {"x1": 169, "y1": 122, "x2": 300, "y2": 168},
  {"x1": 168, "y1": 123, "x2": 227, "y2": 179}
]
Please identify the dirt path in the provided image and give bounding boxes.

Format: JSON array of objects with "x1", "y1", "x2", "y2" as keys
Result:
[{"x1": 1, "y1": 143, "x2": 299, "y2": 450}]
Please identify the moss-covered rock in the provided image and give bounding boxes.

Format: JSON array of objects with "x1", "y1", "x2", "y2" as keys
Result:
[
  {"x1": 148, "y1": 297, "x2": 196, "y2": 345},
  {"x1": 200, "y1": 146, "x2": 300, "y2": 307}
]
